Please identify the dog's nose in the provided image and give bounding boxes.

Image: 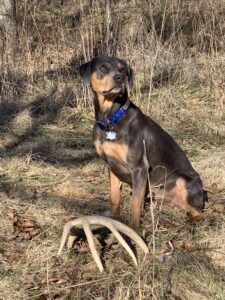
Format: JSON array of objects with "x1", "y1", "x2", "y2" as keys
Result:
[{"x1": 114, "y1": 74, "x2": 124, "y2": 83}]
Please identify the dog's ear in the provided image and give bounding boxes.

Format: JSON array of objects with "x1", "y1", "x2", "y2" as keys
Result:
[
  {"x1": 127, "y1": 65, "x2": 134, "y2": 87},
  {"x1": 79, "y1": 61, "x2": 91, "y2": 85}
]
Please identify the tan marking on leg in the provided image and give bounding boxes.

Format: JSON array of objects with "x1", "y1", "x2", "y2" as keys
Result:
[
  {"x1": 163, "y1": 178, "x2": 189, "y2": 209},
  {"x1": 109, "y1": 170, "x2": 122, "y2": 214},
  {"x1": 131, "y1": 180, "x2": 147, "y2": 228},
  {"x1": 176, "y1": 177, "x2": 188, "y2": 210},
  {"x1": 166, "y1": 177, "x2": 203, "y2": 220}
]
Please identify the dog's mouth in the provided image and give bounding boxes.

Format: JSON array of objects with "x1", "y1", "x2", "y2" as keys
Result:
[{"x1": 101, "y1": 86, "x2": 123, "y2": 95}]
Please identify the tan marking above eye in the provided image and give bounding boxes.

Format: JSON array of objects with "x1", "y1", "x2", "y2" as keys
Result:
[
  {"x1": 117, "y1": 64, "x2": 126, "y2": 73},
  {"x1": 100, "y1": 64, "x2": 110, "y2": 73}
]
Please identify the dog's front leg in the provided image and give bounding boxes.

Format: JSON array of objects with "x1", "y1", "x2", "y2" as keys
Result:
[
  {"x1": 131, "y1": 168, "x2": 148, "y2": 228},
  {"x1": 109, "y1": 170, "x2": 122, "y2": 215}
]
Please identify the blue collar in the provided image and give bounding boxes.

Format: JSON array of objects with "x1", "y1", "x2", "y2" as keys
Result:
[{"x1": 96, "y1": 99, "x2": 130, "y2": 130}]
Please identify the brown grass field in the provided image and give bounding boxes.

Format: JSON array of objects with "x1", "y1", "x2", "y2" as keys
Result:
[{"x1": 0, "y1": 1, "x2": 225, "y2": 299}]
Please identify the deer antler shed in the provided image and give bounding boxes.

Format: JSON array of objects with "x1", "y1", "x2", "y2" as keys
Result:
[{"x1": 58, "y1": 216, "x2": 149, "y2": 272}]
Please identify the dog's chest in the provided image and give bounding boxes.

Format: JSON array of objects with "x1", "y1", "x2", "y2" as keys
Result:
[{"x1": 94, "y1": 140, "x2": 128, "y2": 165}]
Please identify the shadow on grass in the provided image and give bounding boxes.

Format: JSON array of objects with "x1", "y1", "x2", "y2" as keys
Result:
[{"x1": 0, "y1": 52, "x2": 96, "y2": 168}]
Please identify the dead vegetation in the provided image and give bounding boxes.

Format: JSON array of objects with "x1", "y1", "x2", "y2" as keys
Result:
[{"x1": 0, "y1": 0, "x2": 225, "y2": 299}]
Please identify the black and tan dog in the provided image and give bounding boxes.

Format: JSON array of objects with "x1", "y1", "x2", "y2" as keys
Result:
[{"x1": 79, "y1": 56, "x2": 205, "y2": 228}]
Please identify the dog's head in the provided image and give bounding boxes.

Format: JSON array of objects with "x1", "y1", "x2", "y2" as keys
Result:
[{"x1": 79, "y1": 56, "x2": 133, "y2": 98}]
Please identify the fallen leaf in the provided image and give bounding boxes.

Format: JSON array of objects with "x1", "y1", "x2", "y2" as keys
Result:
[
  {"x1": 22, "y1": 220, "x2": 36, "y2": 228},
  {"x1": 40, "y1": 274, "x2": 71, "y2": 286},
  {"x1": 56, "y1": 277, "x2": 70, "y2": 285},
  {"x1": 6, "y1": 208, "x2": 41, "y2": 240},
  {"x1": 74, "y1": 241, "x2": 90, "y2": 253},
  {"x1": 161, "y1": 219, "x2": 177, "y2": 229},
  {"x1": 23, "y1": 233, "x2": 32, "y2": 240},
  {"x1": 29, "y1": 228, "x2": 41, "y2": 237},
  {"x1": 41, "y1": 277, "x2": 58, "y2": 285},
  {"x1": 105, "y1": 235, "x2": 119, "y2": 250},
  {"x1": 74, "y1": 237, "x2": 102, "y2": 253},
  {"x1": 7, "y1": 254, "x2": 23, "y2": 264},
  {"x1": 176, "y1": 240, "x2": 193, "y2": 250},
  {"x1": 24, "y1": 280, "x2": 40, "y2": 290},
  {"x1": 25, "y1": 274, "x2": 70, "y2": 291}
]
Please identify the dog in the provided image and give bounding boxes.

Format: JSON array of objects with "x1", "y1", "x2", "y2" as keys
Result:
[{"x1": 79, "y1": 56, "x2": 205, "y2": 228}]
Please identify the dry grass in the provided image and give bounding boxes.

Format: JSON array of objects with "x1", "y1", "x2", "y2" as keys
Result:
[
  {"x1": 0, "y1": 98, "x2": 224, "y2": 299},
  {"x1": 0, "y1": 0, "x2": 225, "y2": 299}
]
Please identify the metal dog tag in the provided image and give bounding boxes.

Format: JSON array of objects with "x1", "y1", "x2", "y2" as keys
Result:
[{"x1": 106, "y1": 131, "x2": 117, "y2": 140}]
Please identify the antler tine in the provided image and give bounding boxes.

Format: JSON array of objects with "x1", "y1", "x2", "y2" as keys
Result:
[
  {"x1": 111, "y1": 219, "x2": 149, "y2": 254},
  {"x1": 58, "y1": 218, "x2": 83, "y2": 255},
  {"x1": 82, "y1": 219, "x2": 104, "y2": 272},
  {"x1": 103, "y1": 221, "x2": 138, "y2": 267}
]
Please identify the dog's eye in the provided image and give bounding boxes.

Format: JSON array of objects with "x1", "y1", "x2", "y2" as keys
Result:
[
  {"x1": 120, "y1": 67, "x2": 126, "y2": 73},
  {"x1": 100, "y1": 65, "x2": 109, "y2": 73}
]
